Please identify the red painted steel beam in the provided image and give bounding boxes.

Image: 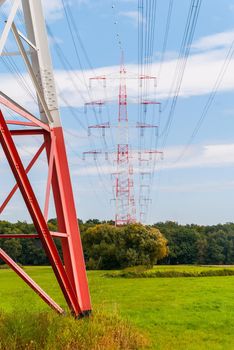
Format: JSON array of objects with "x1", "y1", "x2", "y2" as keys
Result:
[
  {"x1": 89, "y1": 76, "x2": 106, "y2": 88},
  {"x1": 0, "y1": 232, "x2": 67, "y2": 239},
  {"x1": 0, "y1": 248, "x2": 64, "y2": 314},
  {"x1": 0, "y1": 143, "x2": 46, "y2": 214},
  {"x1": 10, "y1": 129, "x2": 45, "y2": 136},
  {"x1": 139, "y1": 76, "x2": 157, "y2": 88},
  {"x1": 89, "y1": 76, "x2": 106, "y2": 81},
  {"x1": 0, "y1": 111, "x2": 81, "y2": 316},
  {"x1": 6, "y1": 120, "x2": 38, "y2": 127},
  {"x1": 50, "y1": 231, "x2": 68, "y2": 238},
  {"x1": 45, "y1": 127, "x2": 91, "y2": 313},
  {"x1": 44, "y1": 134, "x2": 55, "y2": 222},
  {"x1": 0, "y1": 93, "x2": 50, "y2": 131}
]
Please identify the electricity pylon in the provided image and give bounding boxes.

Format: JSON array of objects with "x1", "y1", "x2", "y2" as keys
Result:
[
  {"x1": 85, "y1": 56, "x2": 162, "y2": 225},
  {"x1": 0, "y1": 0, "x2": 91, "y2": 317}
]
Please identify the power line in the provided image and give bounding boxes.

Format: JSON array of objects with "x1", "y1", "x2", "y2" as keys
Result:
[
  {"x1": 157, "y1": 0, "x2": 174, "y2": 83},
  {"x1": 175, "y1": 36, "x2": 234, "y2": 162},
  {"x1": 160, "y1": 0, "x2": 202, "y2": 148}
]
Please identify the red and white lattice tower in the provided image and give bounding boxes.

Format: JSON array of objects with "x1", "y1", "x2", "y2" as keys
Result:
[
  {"x1": 0, "y1": 0, "x2": 91, "y2": 317},
  {"x1": 115, "y1": 54, "x2": 136, "y2": 225},
  {"x1": 85, "y1": 60, "x2": 162, "y2": 224}
]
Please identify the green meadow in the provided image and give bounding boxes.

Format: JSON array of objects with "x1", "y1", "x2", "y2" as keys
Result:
[{"x1": 1, "y1": 265, "x2": 234, "y2": 349}]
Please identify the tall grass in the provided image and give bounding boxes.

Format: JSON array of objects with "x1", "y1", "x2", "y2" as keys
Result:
[{"x1": 0, "y1": 309, "x2": 149, "y2": 350}]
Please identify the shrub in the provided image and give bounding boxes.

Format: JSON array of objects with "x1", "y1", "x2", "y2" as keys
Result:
[
  {"x1": 0, "y1": 264, "x2": 10, "y2": 270},
  {"x1": 105, "y1": 268, "x2": 234, "y2": 279},
  {"x1": 82, "y1": 223, "x2": 168, "y2": 269}
]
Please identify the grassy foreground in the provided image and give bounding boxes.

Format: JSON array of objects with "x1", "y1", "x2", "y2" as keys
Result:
[
  {"x1": 0, "y1": 310, "x2": 147, "y2": 350},
  {"x1": 1, "y1": 266, "x2": 234, "y2": 349}
]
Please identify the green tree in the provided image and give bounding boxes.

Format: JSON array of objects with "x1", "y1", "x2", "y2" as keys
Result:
[
  {"x1": 82, "y1": 223, "x2": 168, "y2": 269},
  {"x1": 2, "y1": 239, "x2": 22, "y2": 262}
]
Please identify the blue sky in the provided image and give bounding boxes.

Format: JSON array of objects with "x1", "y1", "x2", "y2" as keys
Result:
[{"x1": 1, "y1": 0, "x2": 234, "y2": 224}]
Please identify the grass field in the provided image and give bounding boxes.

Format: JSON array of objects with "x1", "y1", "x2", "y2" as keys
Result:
[{"x1": 1, "y1": 265, "x2": 234, "y2": 349}]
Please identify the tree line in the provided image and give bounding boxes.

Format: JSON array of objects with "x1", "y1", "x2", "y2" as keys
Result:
[
  {"x1": 155, "y1": 221, "x2": 234, "y2": 265},
  {"x1": 0, "y1": 219, "x2": 234, "y2": 268}
]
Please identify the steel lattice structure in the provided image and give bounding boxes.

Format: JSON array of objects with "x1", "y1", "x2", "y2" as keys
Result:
[
  {"x1": 0, "y1": 0, "x2": 91, "y2": 317},
  {"x1": 84, "y1": 57, "x2": 162, "y2": 225},
  {"x1": 115, "y1": 56, "x2": 136, "y2": 225}
]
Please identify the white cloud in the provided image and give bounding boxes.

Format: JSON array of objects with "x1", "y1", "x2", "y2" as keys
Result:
[
  {"x1": 41, "y1": 0, "x2": 64, "y2": 21},
  {"x1": 41, "y1": 29, "x2": 234, "y2": 107},
  {"x1": 192, "y1": 30, "x2": 234, "y2": 51},
  {"x1": 71, "y1": 142, "x2": 234, "y2": 177},
  {"x1": 159, "y1": 180, "x2": 234, "y2": 193},
  {"x1": 162, "y1": 143, "x2": 234, "y2": 171},
  {"x1": 41, "y1": 0, "x2": 91, "y2": 20},
  {"x1": 0, "y1": 0, "x2": 64, "y2": 22},
  {"x1": 1, "y1": 0, "x2": 88, "y2": 23},
  {"x1": 119, "y1": 10, "x2": 144, "y2": 25},
  {"x1": 73, "y1": 164, "x2": 114, "y2": 176},
  {"x1": 48, "y1": 35, "x2": 63, "y2": 46},
  {"x1": 2, "y1": 42, "x2": 234, "y2": 112}
]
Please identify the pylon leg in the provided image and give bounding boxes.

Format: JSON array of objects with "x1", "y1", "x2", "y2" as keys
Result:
[{"x1": 44, "y1": 128, "x2": 91, "y2": 312}]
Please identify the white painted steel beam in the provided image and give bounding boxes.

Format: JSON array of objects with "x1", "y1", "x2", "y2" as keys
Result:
[
  {"x1": 11, "y1": 22, "x2": 53, "y2": 124},
  {"x1": 22, "y1": 0, "x2": 61, "y2": 126},
  {"x1": 0, "y1": 0, "x2": 20, "y2": 55}
]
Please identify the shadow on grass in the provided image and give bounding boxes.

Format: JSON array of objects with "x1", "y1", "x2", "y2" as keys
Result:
[{"x1": 0, "y1": 308, "x2": 149, "y2": 350}]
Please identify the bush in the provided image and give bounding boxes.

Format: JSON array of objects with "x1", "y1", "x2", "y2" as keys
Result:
[
  {"x1": 82, "y1": 223, "x2": 168, "y2": 270},
  {"x1": 0, "y1": 265, "x2": 10, "y2": 270},
  {"x1": 105, "y1": 268, "x2": 234, "y2": 279}
]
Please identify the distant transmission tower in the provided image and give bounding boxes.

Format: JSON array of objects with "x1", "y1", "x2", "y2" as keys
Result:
[
  {"x1": 115, "y1": 54, "x2": 136, "y2": 225},
  {"x1": 84, "y1": 54, "x2": 162, "y2": 225}
]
